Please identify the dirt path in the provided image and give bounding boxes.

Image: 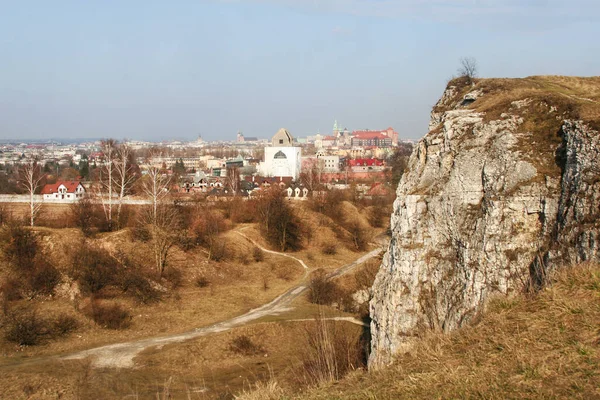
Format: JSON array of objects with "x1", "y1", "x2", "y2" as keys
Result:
[{"x1": 61, "y1": 239, "x2": 385, "y2": 368}]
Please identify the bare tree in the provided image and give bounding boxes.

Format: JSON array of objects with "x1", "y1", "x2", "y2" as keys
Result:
[
  {"x1": 225, "y1": 166, "x2": 240, "y2": 196},
  {"x1": 300, "y1": 160, "x2": 324, "y2": 194},
  {"x1": 114, "y1": 143, "x2": 136, "y2": 228},
  {"x1": 142, "y1": 166, "x2": 172, "y2": 223},
  {"x1": 97, "y1": 139, "x2": 117, "y2": 230},
  {"x1": 145, "y1": 204, "x2": 179, "y2": 278},
  {"x1": 457, "y1": 57, "x2": 478, "y2": 83},
  {"x1": 140, "y1": 165, "x2": 177, "y2": 277},
  {"x1": 19, "y1": 162, "x2": 44, "y2": 227}
]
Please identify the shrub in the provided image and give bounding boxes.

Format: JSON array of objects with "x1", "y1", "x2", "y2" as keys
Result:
[
  {"x1": 4, "y1": 307, "x2": 50, "y2": 345},
  {"x1": 71, "y1": 246, "x2": 118, "y2": 294},
  {"x1": 52, "y1": 314, "x2": 79, "y2": 336},
  {"x1": 229, "y1": 335, "x2": 264, "y2": 356},
  {"x1": 195, "y1": 275, "x2": 210, "y2": 288},
  {"x1": 162, "y1": 267, "x2": 183, "y2": 288},
  {"x1": 1, "y1": 223, "x2": 37, "y2": 271},
  {"x1": 177, "y1": 233, "x2": 196, "y2": 251},
  {"x1": 346, "y1": 220, "x2": 370, "y2": 251},
  {"x1": 28, "y1": 259, "x2": 61, "y2": 296},
  {"x1": 210, "y1": 242, "x2": 229, "y2": 262},
  {"x1": 69, "y1": 197, "x2": 99, "y2": 237},
  {"x1": 275, "y1": 263, "x2": 296, "y2": 282},
  {"x1": 299, "y1": 317, "x2": 366, "y2": 385},
  {"x1": 252, "y1": 246, "x2": 264, "y2": 262},
  {"x1": 239, "y1": 253, "x2": 250, "y2": 265},
  {"x1": 131, "y1": 224, "x2": 151, "y2": 242},
  {"x1": 121, "y1": 271, "x2": 161, "y2": 304},
  {"x1": 321, "y1": 242, "x2": 337, "y2": 255},
  {"x1": 1, "y1": 277, "x2": 23, "y2": 302},
  {"x1": 307, "y1": 270, "x2": 339, "y2": 305},
  {"x1": 89, "y1": 301, "x2": 131, "y2": 330}
]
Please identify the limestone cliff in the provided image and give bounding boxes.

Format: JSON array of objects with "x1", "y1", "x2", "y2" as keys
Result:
[{"x1": 369, "y1": 76, "x2": 600, "y2": 366}]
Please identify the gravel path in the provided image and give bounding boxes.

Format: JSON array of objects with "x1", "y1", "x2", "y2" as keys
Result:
[{"x1": 60, "y1": 236, "x2": 384, "y2": 368}]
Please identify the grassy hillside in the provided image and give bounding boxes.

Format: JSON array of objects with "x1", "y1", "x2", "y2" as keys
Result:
[{"x1": 291, "y1": 263, "x2": 600, "y2": 399}]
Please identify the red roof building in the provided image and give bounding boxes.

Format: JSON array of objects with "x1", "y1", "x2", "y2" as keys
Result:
[{"x1": 41, "y1": 180, "x2": 85, "y2": 201}]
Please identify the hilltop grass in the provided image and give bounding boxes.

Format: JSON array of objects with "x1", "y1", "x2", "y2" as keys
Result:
[{"x1": 292, "y1": 263, "x2": 600, "y2": 400}]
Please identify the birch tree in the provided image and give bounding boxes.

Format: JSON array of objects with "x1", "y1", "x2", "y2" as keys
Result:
[
  {"x1": 142, "y1": 166, "x2": 171, "y2": 224},
  {"x1": 225, "y1": 166, "x2": 240, "y2": 196},
  {"x1": 98, "y1": 139, "x2": 117, "y2": 230},
  {"x1": 114, "y1": 143, "x2": 136, "y2": 228},
  {"x1": 19, "y1": 162, "x2": 44, "y2": 227}
]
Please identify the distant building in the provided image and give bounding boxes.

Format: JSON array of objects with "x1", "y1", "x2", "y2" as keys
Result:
[
  {"x1": 259, "y1": 128, "x2": 302, "y2": 180},
  {"x1": 351, "y1": 130, "x2": 394, "y2": 147}
]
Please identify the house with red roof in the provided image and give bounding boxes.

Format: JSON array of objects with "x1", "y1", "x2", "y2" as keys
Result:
[
  {"x1": 41, "y1": 180, "x2": 85, "y2": 202},
  {"x1": 348, "y1": 158, "x2": 385, "y2": 172}
]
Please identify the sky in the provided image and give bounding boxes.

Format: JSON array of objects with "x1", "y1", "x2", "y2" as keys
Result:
[{"x1": 0, "y1": 0, "x2": 599, "y2": 142}]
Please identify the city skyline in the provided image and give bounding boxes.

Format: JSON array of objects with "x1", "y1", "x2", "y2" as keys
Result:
[{"x1": 1, "y1": 1, "x2": 599, "y2": 142}]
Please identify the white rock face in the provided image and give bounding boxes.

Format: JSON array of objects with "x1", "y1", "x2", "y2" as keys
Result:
[{"x1": 369, "y1": 84, "x2": 600, "y2": 367}]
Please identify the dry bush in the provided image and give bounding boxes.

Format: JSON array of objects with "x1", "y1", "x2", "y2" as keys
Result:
[
  {"x1": 238, "y1": 253, "x2": 251, "y2": 265},
  {"x1": 1, "y1": 223, "x2": 38, "y2": 271},
  {"x1": 88, "y1": 301, "x2": 131, "y2": 330},
  {"x1": 309, "y1": 189, "x2": 347, "y2": 221},
  {"x1": 162, "y1": 267, "x2": 183, "y2": 288},
  {"x1": 298, "y1": 316, "x2": 366, "y2": 386},
  {"x1": 192, "y1": 209, "x2": 230, "y2": 259},
  {"x1": 130, "y1": 223, "x2": 151, "y2": 242},
  {"x1": 307, "y1": 270, "x2": 339, "y2": 305},
  {"x1": 229, "y1": 334, "x2": 265, "y2": 356},
  {"x1": 52, "y1": 314, "x2": 80, "y2": 336},
  {"x1": 0, "y1": 204, "x2": 11, "y2": 226},
  {"x1": 345, "y1": 219, "x2": 370, "y2": 251},
  {"x1": 120, "y1": 270, "x2": 161, "y2": 304},
  {"x1": 69, "y1": 197, "x2": 100, "y2": 237},
  {"x1": 1, "y1": 277, "x2": 23, "y2": 303},
  {"x1": 4, "y1": 307, "x2": 50, "y2": 345},
  {"x1": 256, "y1": 187, "x2": 303, "y2": 251},
  {"x1": 195, "y1": 275, "x2": 211, "y2": 288},
  {"x1": 0, "y1": 223, "x2": 61, "y2": 297},
  {"x1": 175, "y1": 230, "x2": 196, "y2": 251},
  {"x1": 225, "y1": 197, "x2": 258, "y2": 224},
  {"x1": 4, "y1": 306, "x2": 80, "y2": 345},
  {"x1": 71, "y1": 246, "x2": 119, "y2": 294},
  {"x1": 234, "y1": 379, "x2": 285, "y2": 400},
  {"x1": 210, "y1": 241, "x2": 230, "y2": 262},
  {"x1": 274, "y1": 263, "x2": 296, "y2": 281},
  {"x1": 252, "y1": 246, "x2": 264, "y2": 262},
  {"x1": 321, "y1": 242, "x2": 337, "y2": 255},
  {"x1": 27, "y1": 258, "x2": 61, "y2": 296},
  {"x1": 354, "y1": 259, "x2": 381, "y2": 290}
]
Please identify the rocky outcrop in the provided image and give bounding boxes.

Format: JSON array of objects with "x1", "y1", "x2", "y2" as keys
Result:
[{"x1": 369, "y1": 77, "x2": 600, "y2": 366}]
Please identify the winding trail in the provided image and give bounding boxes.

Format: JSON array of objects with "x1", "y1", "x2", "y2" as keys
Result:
[{"x1": 60, "y1": 235, "x2": 386, "y2": 368}]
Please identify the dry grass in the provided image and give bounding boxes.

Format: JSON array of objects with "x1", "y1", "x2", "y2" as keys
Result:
[{"x1": 297, "y1": 263, "x2": 600, "y2": 399}]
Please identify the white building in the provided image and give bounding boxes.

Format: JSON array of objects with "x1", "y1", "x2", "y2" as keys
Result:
[
  {"x1": 41, "y1": 181, "x2": 85, "y2": 202},
  {"x1": 259, "y1": 128, "x2": 302, "y2": 180}
]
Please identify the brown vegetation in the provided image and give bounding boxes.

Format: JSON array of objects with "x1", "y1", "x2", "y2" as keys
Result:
[{"x1": 298, "y1": 263, "x2": 600, "y2": 399}]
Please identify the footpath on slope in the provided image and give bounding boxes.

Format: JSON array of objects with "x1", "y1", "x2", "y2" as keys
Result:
[{"x1": 60, "y1": 234, "x2": 386, "y2": 368}]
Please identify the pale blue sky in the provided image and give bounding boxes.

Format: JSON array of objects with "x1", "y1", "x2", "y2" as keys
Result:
[{"x1": 1, "y1": 0, "x2": 598, "y2": 141}]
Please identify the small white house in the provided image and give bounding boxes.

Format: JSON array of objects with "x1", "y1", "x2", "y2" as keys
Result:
[{"x1": 41, "y1": 181, "x2": 86, "y2": 202}]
